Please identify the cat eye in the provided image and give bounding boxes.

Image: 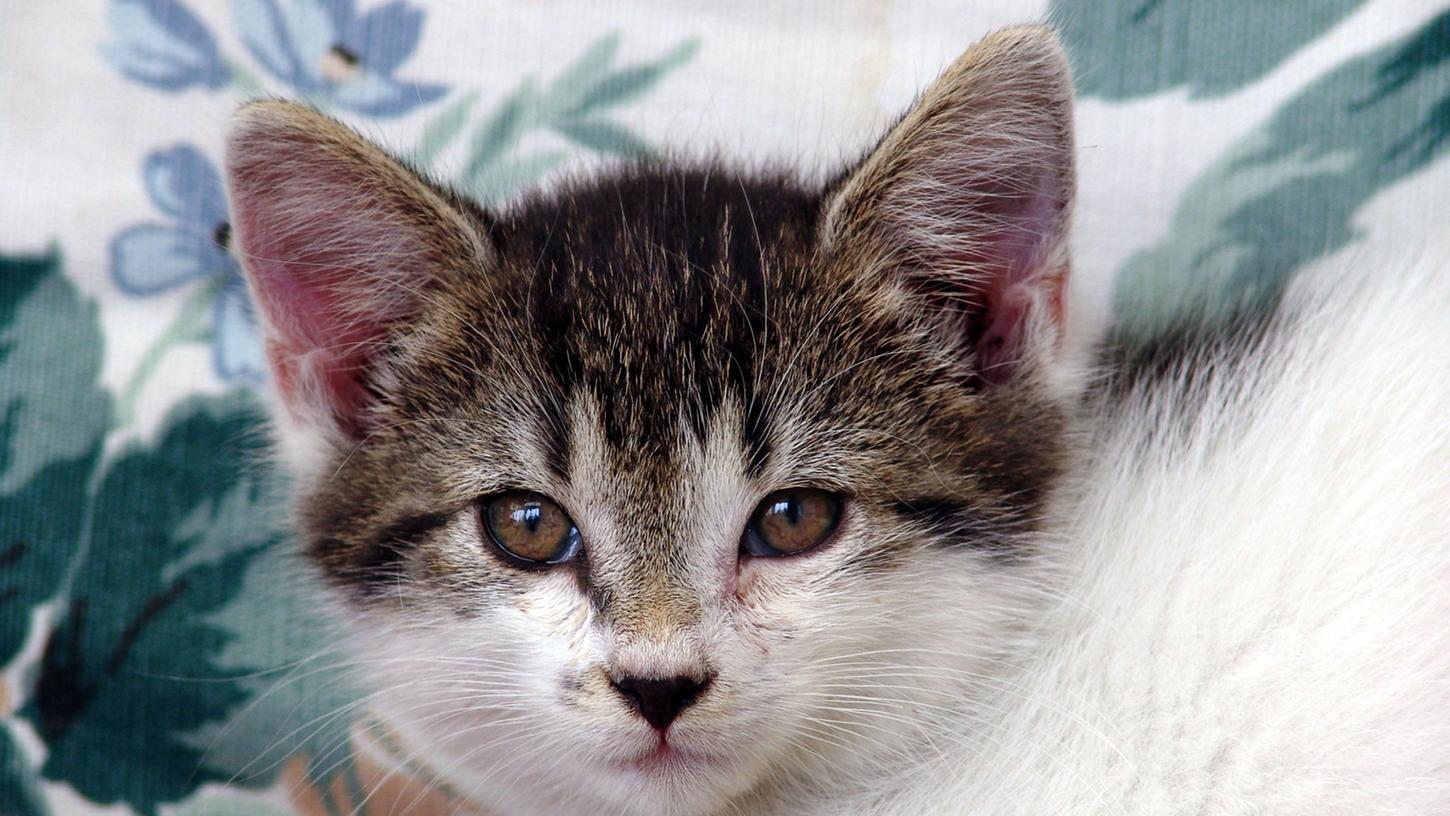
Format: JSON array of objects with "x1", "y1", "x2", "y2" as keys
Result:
[
  {"x1": 481, "y1": 491, "x2": 581, "y2": 566},
  {"x1": 742, "y1": 489, "x2": 844, "y2": 557}
]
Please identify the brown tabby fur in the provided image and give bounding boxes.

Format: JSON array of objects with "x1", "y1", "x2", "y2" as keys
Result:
[
  {"x1": 226, "y1": 26, "x2": 1077, "y2": 814},
  {"x1": 243, "y1": 114, "x2": 1071, "y2": 617}
]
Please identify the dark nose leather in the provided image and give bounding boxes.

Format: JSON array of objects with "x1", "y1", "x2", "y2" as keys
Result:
[{"x1": 612, "y1": 674, "x2": 711, "y2": 731}]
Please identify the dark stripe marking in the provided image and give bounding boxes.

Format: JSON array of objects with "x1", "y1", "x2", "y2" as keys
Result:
[
  {"x1": 890, "y1": 497, "x2": 1016, "y2": 554},
  {"x1": 336, "y1": 511, "x2": 452, "y2": 595}
]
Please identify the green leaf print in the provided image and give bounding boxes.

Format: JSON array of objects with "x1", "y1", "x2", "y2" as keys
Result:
[
  {"x1": 451, "y1": 33, "x2": 699, "y2": 203},
  {"x1": 0, "y1": 251, "x2": 110, "y2": 669},
  {"x1": 541, "y1": 32, "x2": 623, "y2": 115},
  {"x1": 461, "y1": 77, "x2": 538, "y2": 185},
  {"x1": 19, "y1": 394, "x2": 281, "y2": 815},
  {"x1": 412, "y1": 89, "x2": 481, "y2": 170},
  {"x1": 568, "y1": 38, "x2": 699, "y2": 116},
  {"x1": 1052, "y1": 0, "x2": 1368, "y2": 99},
  {"x1": 553, "y1": 118, "x2": 654, "y2": 157},
  {"x1": 1373, "y1": 12, "x2": 1450, "y2": 162},
  {"x1": 169, "y1": 795, "x2": 297, "y2": 816},
  {"x1": 190, "y1": 540, "x2": 362, "y2": 798},
  {"x1": 1112, "y1": 10, "x2": 1450, "y2": 336},
  {"x1": 470, "y1": 150, "x2": 572, "y2": 208}
]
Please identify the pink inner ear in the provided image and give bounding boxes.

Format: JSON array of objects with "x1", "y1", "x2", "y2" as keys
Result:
[
  {"x1": 937, "y1": 167, "x2": 1069, "y2": 385},
  {"x1": 225, "y1": 104, "x2": 473, "y2": 440},
  {"x1": 239, "y1": 213, "x2": 392, "y2": 438}
]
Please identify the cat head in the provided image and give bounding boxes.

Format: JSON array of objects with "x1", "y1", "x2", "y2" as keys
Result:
[{"x1": 226, "y1": 25, "x2": 1075, "y2": 815}]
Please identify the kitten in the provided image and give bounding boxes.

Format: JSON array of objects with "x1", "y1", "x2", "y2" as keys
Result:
[
  {"x1": 788, "y1": 249, "x2": 1450, "y2": 814},
  {"x1": 226, "y1": 25, "x2": 1079, "y2": 816}
]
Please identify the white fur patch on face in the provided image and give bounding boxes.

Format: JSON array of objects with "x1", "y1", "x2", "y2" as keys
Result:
[{"x1": 323, "y1": 370, "x2": 1048, "y2": 816}]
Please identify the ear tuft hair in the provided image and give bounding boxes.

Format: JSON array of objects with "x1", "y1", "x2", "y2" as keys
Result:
[{"x1": 825, "y1": 25, "x2": 1075, "y2": 385}]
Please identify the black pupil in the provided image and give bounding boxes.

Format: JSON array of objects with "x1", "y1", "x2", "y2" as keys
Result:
[
  {"x1": 514, "y1": 503, "x2": 542, "y2": 533},
  {"x1": 330, "y1": 44, "x2": 361, "y2": 66},
  {"x1": 213, "y1": 222, "x2": 230, "y2": 249}
]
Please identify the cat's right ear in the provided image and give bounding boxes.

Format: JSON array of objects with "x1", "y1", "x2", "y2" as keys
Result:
[
  {"x1": 822, "y1": 25, "x2": 1075, "y2": 388},
  {"x1": 225, "y1": 101, "x2": 489, "y2": 450}
]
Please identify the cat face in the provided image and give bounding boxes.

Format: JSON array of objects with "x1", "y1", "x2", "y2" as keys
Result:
[{"x1": 227, "y1": 25, "x2": 1075, "y2": 815}]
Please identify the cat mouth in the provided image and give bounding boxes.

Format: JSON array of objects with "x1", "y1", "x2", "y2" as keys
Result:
[{"x1": 613, "y1": 741, "x2": 715, "y2": 776}]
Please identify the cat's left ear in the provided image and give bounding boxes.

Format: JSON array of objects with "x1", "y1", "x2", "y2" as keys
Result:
[{"x1": 823, "y1": 25, "x2": 1074, "y2": 385}]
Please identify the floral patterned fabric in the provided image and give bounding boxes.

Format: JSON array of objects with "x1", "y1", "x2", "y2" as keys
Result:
[{"x1": 2, "y1": 2, "x2": 1449, "y2": 814}]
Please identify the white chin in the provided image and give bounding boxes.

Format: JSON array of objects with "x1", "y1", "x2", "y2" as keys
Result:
[{"x1": 573, "y1": 744, "x2": 763, "y2": 815}]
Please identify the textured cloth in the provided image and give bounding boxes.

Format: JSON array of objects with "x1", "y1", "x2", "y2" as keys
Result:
[{"x1": 2, "y1": 1, "x2": 1449, "y2": 813}]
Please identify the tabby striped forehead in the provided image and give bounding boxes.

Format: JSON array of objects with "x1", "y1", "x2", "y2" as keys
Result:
[
  {"x1": 234, "y1": 27, "x2": 1081, "y2": 617},
  {"x1": 409, "y1": 164, "x2": 1064, "y2": 528},
  {"x1": 492, "y1": 168, "x2": 827, "y2": 476},
  {"x1": 301, "y1": 163, "x2": 1068, "y2": 600}
]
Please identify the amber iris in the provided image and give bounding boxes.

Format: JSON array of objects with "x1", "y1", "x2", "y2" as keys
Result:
[
  {"x1": 482, "y1": 492, "x2": 581, "y2": 564},
  {"x1": 743, "y1": 489, "x2": 843, "y2": 557}
]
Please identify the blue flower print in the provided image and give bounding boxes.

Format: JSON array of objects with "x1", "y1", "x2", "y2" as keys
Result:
[
  {"x1": 110, "y1": 145, "x2": 264, "y2": 381},
  {"x1": 211, "y1": 276, "x2": 266, "y2": 381},
  {"x1": 102, "y1": 0, "x2": 231, "y2": 92},
  {"x1": 234, "y1": 0, "x2": 446, "y2": 117}
]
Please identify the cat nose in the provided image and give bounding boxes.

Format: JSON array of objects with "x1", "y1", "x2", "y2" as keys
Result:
[{"x1": 611, "y1": 674, "x2": 712, "y2": 731}]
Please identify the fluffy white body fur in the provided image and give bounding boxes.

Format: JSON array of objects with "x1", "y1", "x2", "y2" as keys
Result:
[{"x1": 785, "y1": 255, "x2": 1450, "y2": 814}]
